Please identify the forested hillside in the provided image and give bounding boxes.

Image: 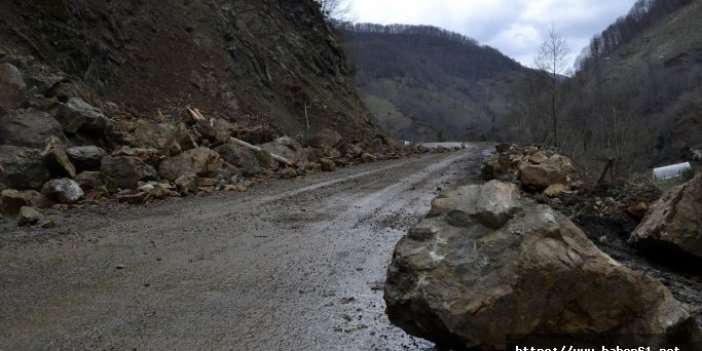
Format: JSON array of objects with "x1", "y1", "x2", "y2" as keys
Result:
[
  {"x1": 509, "y1": 0, "x2": 702, "y2": 177},
  {"x1": 339, "y1": 23, "x2": 528, "y2": 142}
]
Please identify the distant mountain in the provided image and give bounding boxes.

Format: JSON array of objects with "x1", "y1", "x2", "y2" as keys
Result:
[{"x1": 338, "y1": 23, "x2": 530, "y2": 142}]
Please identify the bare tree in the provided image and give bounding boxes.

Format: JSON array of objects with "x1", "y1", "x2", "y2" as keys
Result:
[
  {"x1": 315, "y1": 0, "x2": 351, "y2": 21},
  {"x1": 535, "y1": 26, "x2": 570, "y2": 148}
]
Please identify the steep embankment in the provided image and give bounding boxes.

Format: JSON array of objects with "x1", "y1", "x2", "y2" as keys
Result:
[
  {"x1": 0, "y1": 0, "x2": 382, "y2": 142},
  {"x1": 565, "y1": 0, "x2": 702, "y2": 170},
  {"x1": 339, "y1": 23, "x2": 529, "y2": 142}
]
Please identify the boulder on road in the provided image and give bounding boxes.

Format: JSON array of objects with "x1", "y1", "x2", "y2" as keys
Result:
[
  {"x1": 0, "y1": 109, "x2": 66, "y2": 148},
  {"x1": 17, "y1": 206, "x2": 42, "y2": 226},
  {"x1": 0, "y1": 145, "x2": 51, "y2": 191},
  {"x1": 41, "y1": 178, "x2": 84, "y2": 204},
  {"x1": 159, "y1": 147, "x2": 222, "y2": 181},
  {"x1": 261, "y1": 136, "x2": 304, "y2": 162},
  {"x1": 519, "y1": 153, "x2": 580, "y2": 192},
  {"x1": 319, "y1": 158, "x2": 335, "y2": 172},
  {"x1": 1, "y1": 189, "x2": 46, "y2": 215},
  {"x1": 0, "y1": 63, "x2": 27, "y2": 110},
  {"x1": 386, "y1": 181, "x2": 700, "y2": 349},
  {"x1": 126, "y1": 120, "x2": 187, "y2": 152},
  {"x1": 629, "y1": 171, "x2": 702, "y2": 260},
  {"x1": 101, "y1": 156, "x2": 158, "y2": 190}
]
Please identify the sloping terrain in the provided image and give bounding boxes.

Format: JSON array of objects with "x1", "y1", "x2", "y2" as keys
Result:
[
  {"x1": 557, "y1": 0, "x2": 702, "y2": 172},
  {"x1": 339, "y1": 23, "x2": 529, "y2": 142},
  {"x1": 0, "y1": 0, "x2": 382, "y2": 141}
]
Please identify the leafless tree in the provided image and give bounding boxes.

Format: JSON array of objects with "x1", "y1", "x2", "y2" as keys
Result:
[
  {"x1": 315, "y1": 0, "x2": 352, "y2": 21},
  {"x1": 535, "y1": 26, "x2": 570, "y2": 148}
]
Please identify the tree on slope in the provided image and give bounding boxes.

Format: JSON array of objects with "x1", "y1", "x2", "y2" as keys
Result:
[{"x1": 535, "y1": 26, "x2": 570, "y2": 148}]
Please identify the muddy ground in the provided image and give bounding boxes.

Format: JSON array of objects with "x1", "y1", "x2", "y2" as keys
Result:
[{"x1": 0, "y1": 145, "x2": 492, "y2": 351}]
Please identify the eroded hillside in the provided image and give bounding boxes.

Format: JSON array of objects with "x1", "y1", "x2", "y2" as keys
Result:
[{"x1": 0, "y1": 0, "x2": 382, "y2": 142}]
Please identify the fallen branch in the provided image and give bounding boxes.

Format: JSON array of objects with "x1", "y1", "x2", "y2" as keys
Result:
[
  {"x1": 230, "y1": 137, "x2": 295, "y2": 167},
  {"x1": 186, "y1": 107, "x2": 206, "y2": 122}
]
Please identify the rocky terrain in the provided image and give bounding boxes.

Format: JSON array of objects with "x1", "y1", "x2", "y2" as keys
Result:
[{"x1": 385, "y1": 144, "x2": 702, "y2": 350}]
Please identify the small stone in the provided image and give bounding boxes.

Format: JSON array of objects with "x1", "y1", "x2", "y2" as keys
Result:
[
  {"x1": 41, "y1": 178, "x2": 84, "y2": 204},
  {"x1": 320, "y1": 158, "x2": 336, "y2": 172},
  {"x1": 17, "y1": 206, "x2": 42, "y2": 226},
  {"x1": 117, "y1": 192, "x2": 150, "y2": 205}
]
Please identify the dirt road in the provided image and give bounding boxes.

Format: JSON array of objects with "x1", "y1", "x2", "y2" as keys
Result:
[{"x1": 0, "y1": 145, "x2": 490, "y2": 351}]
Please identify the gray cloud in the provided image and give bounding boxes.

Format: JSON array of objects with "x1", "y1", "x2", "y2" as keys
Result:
[{"x1": 348, "y1": 0, "x2": 638, "y2": 68}]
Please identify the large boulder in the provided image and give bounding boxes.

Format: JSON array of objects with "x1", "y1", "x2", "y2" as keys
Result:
[
  {"x1": 385, "y1": 180, "x2": 700, "y2": 349},
  {"x1": 214, "y1": 143, "x2": 264, "y2": 177},
  {"x1": 54, "y1": 98, "x2": 110, "y2": 136},
  {"x1": 629, "y1": 171, "x2": 702, "y2": 260},
  {"x1": 261, "y1": 136, "x2": 304, "y2": 162},
  {"x1": 307, "y1": 128, "x2": 342, "y2": 149},
  {"x1": 0, "y1": 145, "x2": 51, "y2": 190},
  {"x1": 126, "y1": 120, "x2": 188, "y2": 152},
  {"x1": 101, "y1": 156, "x2": 158, "y2": 190},
  {"x1": 41, "y1": 178, "x2": 84, "y2": 204},
  {"x1": 0, "y1": 109, "x2": 66, "y2": 148},
  {"x1": 519, "y1": 153, "x2": 580, "y2": 192},
  {"x1": 0, "y1": 63, "x2": 27, "y2": 110},
  {"x1": 482, "y1": 146, "x2": 581, "y2": 194},
  {"x1": 66, "y1": 146, "x2": 106, "y2": 171},
  {"x1": 158, "y1": 147, "x2": 221, "y2": 181}
]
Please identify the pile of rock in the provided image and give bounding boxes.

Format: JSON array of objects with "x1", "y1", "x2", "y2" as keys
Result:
[
  {"x1": 482, "y1": 144, "x2": 582, "y2": 197},
  {"x1": 0, "y1": 57, "x2": 403, "y2": 226},
  {"x1": 385, "y1": 180, "x2": 701, "y2": 349}
]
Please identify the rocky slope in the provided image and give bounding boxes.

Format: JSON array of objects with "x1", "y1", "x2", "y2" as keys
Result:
[{"x1": 0, "y1": 0, "x2": 383, "y2": 142}]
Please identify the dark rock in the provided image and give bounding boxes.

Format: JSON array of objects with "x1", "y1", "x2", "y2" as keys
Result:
[
  {"x1": 55, "y1": 97, "x2": 109, "y2": 135},
  {"x1": 74, "y1": 171, "x2": 105, "y2": 191},
  {"x1": 41, "y1": 137, "x2": 76, "y2": 178},
  {"x1": 308, "y1": 128, "x2": 342, "y2": 149},
  {"x1": 386, "y1": 181, "x2": 700, "y2": 349},
  {"x1": 320, "y1": 158, "x2": 335, "y2": 172},
  {"x1": 0, "y1": 145, "x2": 51, "y2": 190},
  {"x1": 41, "y1": 178, "x2": 84, "y2": 204},
  {"x1": 0, "y1": 109, "x2": 66, "y2": 148},
  {"x1": 101, "y1": 156, "x2": 158, "y2": 190},
  {"x1": 280, "y1": 167, "x2": 297, "y2": 179},
  {"x1": 66, "y1": 146, "x2": 106, "y2": 171},
  {"x1": 159, "y1": 147, "x2": 222, "y2": 181},
  {"x1": 126, "y1": 120, "x2": 188, "y2": 152},
  {"x1": 261, "y1": 136, "x2": 304, "y2": 162},
  {"x1": 0, "y1": 63, "x2": 27, "y2": 110}
]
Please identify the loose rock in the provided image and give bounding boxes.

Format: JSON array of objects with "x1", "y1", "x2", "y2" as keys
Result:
[
  {"x1": 386, "y1": 181, "x2": 700, "y2": 349},
  {"x1": 42, "y1": 178, "x2": 84, "y2": 204},
  {"x1": 66, "y1": 146, "x2": 106, "y2": 171},
  {"x1": 101, "y1": 156, "x2": 158, "y2": 190},
  {"x1": 0, "y1": 109, "x2": 65, "y2": 148},
  {"x1": 0, "y1": 63, "x2": 27, "y2": 110},
  {"x1": 17, "y1": 206, "x2": 42, "y2": 226},
  {"x1": 159, "y1": 147, "x2": 221, "y2": 181}
]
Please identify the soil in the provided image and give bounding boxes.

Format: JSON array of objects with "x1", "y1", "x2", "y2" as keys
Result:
[{"x1": 0, "y1": 145, "x2": 491, "y2": 351}]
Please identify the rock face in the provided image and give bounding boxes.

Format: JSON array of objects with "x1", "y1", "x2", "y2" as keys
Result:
[
  {"x1": 0, "y1": 109, "x2": 66, "y2": 148},
  {"x1": 385, "y1": 180, "x2": 700, "y2": 349},
  {"x1": 0, "y1": 145, "x2": 51, "y2": 190},
  {"x1": 629, "y1": 171, "x2": 702, "y2": 259},
  {"x1": 0, "y1": 63, "x2": 27, "y2": 110},
  {"x1": 159, "y1": 147, "x2": 221, "y2": 181},
  {"x1": 101, "y1": 156, "x2": 158, "y2": 190},
  {"x1": 42, "y1": 178, "x2": 84, "y2": 204}
]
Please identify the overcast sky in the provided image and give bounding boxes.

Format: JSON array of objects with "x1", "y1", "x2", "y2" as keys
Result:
[{"x1": 347, "y1": 0, "x2": 638, "y2": 70}]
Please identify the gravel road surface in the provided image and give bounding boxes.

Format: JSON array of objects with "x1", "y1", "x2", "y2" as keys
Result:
[{"x1": 0, "y1": 145, "x2": 490, "y2": 351}]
